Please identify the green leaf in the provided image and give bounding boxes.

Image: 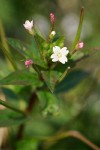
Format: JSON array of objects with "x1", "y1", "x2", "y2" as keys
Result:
[
  {"x1": 0, "y1": 70, "x2": 42, "y2": 86},
  {"x1": 34, "y1": 34, "x2": 48, "y2": 62},
  {"x1": 55, "y1": 70, "x2": 89, "y2": 93},
  {"x1": 41, "y1": 59, "x2": 73, "y2": 92},
  {"x1": 8, "y1": 37, "x2": 47, "y2": 69},
  {"x1": 2, "y1": 87, "x2": 19, "y2": 101},
  {"x1": 28, "y1": 36, "x2": 47, "y2": 68},
  {"x1": 0, "y1": 22, "x2": 17, "y2": 70},
  {"x1": 15, "y1": 139, "x2": 39, "y2": 150},
  {"x1": 8, "y1": 38, "x2": 28, "y2": 57},
  {"x1": 0, "y1": 109, "x2": 27, "y2": 127},
  {"x1": 52, "y1": 36, "x2": 65, "y2": 48},
  {"x1": 0, "y1": 99, "x2": 25, "y2": 114},
  {"x1": 17, "y1": 86, "x2": 32, "y2": 102},
  {"x1": 71, "y1": 7, "x2": 84, "y2": 50},
  {"x1": 35, "y1": 34, "x2": 46, "y2": 54},
  {"x1": 34, "y1": 22, "x2": 45, "y2": 39},
  {"x1": 37, "y1": 91, "x2": 59, "y2": 116}
]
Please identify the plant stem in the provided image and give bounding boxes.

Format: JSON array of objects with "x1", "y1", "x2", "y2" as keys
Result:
[
  {"x1": 26, "y1": 92, "x2": 37, "y2": 113},
  {"x1": 71, "y1": 7, "x2": 84, "y2": 51},
  {"x1": 44, "y1": 130, "x2": 100, "y2": 150},
  {"x1": 16, "y1": 92, "x2": 37, "y2": 140}
]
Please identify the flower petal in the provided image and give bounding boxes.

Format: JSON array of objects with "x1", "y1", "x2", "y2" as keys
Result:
[
  {"x1": 53, "y1": 46, "x2": 60, "y2": 53},
  {"x1": 59, "y1": 56, "x2": 68, "y2": 64},
  {"x1": 23, "y1": 20, "x2": 33, "y2": 31},
  {"x1": 61, "y1": 47, "x2": 69, "y2": 55},
  {"x1": 50, "y1": 54, "x2": 55, "y2": 58},
  {"x1": 51, "y1": 54, "x2": 59, "y2": 62}
]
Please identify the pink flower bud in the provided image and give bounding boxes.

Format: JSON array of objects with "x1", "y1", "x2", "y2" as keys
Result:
[
  {"x1": 25, "y1": 59, "x2": 33, "y2": 68},
  {"x1": 50, "y1": 13, "x2": 55, "y2": 24},
  {"x1": 77, "y1": 42, "x2": 84, "y2": 49}
]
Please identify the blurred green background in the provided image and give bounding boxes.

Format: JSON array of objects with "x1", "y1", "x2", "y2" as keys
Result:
[{"x1": 0, "y1": 0, "x2": 100, "y2": 150}]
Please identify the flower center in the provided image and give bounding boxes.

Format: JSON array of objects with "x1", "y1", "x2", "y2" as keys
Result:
[{"x1": 57, "y1": 52, "x2": 62, "y2": 58}]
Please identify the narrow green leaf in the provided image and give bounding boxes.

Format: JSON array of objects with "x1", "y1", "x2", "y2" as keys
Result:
[
  {"x1": 8, "y1": 37, "x2": 47, "y2": 69},
  {"x1": 52, "y1": 36, "x2": 65, "y2": 48},
  {"x1": 0, "y1": 21, "x2": 17, "y2": 70},
  {"x1": 34, "y1": 22, "x2": 46, "y2": 39},
  {"x1": 71, "y1": 7, "x2": 84, "y2": 50},
  {"x1": 8, "y1": 38, "x2": 28, "y2": 57},
  {"x1": 2, "y1": 87, "x2": 19, "y2": 101},
  {"x1": 55, "y1": 70, "x2": 89, "y2": 93},
  {"x1": 0, "y1": 99, "x2": 25, "y2": 115},
  {"x1": 0, "y1": 109, "x2": 27, "y2": 127},
  {"x1": 29, "y1": 35, "x2": 48, "y2": 68},
  {"x1": 0, "y1": 70, "x2": 42, "y2": 86}
]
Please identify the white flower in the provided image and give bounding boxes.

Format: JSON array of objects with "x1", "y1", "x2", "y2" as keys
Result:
[
  {"x1": 23, "y1": 20, "x2": 33, "y2": 32},
  {"x1": 51, "y1": 46, "x2": 69, "y2": 64},
  {"x1": 51, "y1": 31, "x2": 56, "y2": 36}
]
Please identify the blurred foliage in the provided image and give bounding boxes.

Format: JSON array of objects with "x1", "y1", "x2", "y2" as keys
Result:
[{"x1": 0, "y1": 0, "x2": 100, "y2": 150}]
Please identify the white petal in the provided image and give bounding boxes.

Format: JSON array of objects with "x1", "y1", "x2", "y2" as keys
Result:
[
  {"x1": 30, "y1": 20, "x2": 33, "y2": 27},
  {"x1": 51, "y1": 54, "x2": 55, "y2": 58},
  {"x1": 51, "y1": 54, "x2": 59, "y2": 62},
  {"x1": 53, "y1": 46, "x2": 60, "y2": 53},
  {"x1": 61, "y1": 47, "x2": 69, "y2": 55},
  {"x1": 31, "y1": 20, "x2": 33, "y2": 24},
  {"x1": 23, "y1": 20, "x2": 33, "y2": 30},
  {"x1": 23, "y1": 23, "x2": 27, "y2": 28},
  {"x1": 59, "y1": 56, "x2": 68, "y2": 64}
]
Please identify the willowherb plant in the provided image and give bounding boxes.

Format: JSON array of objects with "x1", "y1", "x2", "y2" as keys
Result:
[{"x1": 0, "y1": 7, "x2": 100, "y2": 150}]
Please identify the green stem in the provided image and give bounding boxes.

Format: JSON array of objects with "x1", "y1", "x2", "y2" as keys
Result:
[
  {"x1": 17, "y1": 92, "x2": 37, "y2": 140},
  {"x1": 71, "y1": 7, "x2": 84, "y2": 51}
]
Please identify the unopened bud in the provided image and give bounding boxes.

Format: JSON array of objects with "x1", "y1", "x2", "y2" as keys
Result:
[
  {"x1": 68, "y1": 66, "x2": 71, "y2": 70},
  {"x1": 76, "y1": 42, "x2": 84, "y2": 49},
  {"x1": 49, "y1": 31, "x2": 56, "y2": 39},
  {"x1": 25, "y1": 59, "x2": 33, "y2": 68},
  {"x1": 51, "y1": 31, "x2": 56, "y2": 36},
  {"x1": 50, "y1": 13, "x2": 55, "y2": 24}
]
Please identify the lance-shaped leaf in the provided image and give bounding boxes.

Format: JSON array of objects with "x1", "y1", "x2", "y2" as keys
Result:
[
  {"x1": 0, "y1": 22, "x2": 17, "y2": 70},
  {"x1": 28, "y1": 36, "x2": 46, "y2": 67},
  {"x1": 0, "y1": 109, "x2": 27, "y2": 127},
  {"x1": 55, "y1": 70, "x2": 89, "y2": 93},
  {"x1": 35, "y1": 34, "x2": 47, "y2": 54},
  {"x1": 0, "y1": 70, "x2": 42, "y2": 86},
  {"x1": 71, "y1": 7, "x2": 84, "y2": 51},
  {"x1": 37, "y1": 91, "x2": 59, "y2": 116},
  {"x1": 52, "y1": 36, "x2": 65, "y2": 48},
  {"x1": 8, "y1": 38, "x2": 28, "y2": 57},
  {"x1": 1, "y1": 87, "x2": 19, "y2": 101},
  {"x1": 0, "y1": 99, "x2": 25, "y2": 115},
  {"x1": 8, "y1": 37, "x2": 47, "y2": 69}
]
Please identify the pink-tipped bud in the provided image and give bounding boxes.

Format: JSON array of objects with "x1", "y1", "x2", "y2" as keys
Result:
[
  {"x1": 77, "y1": 42, "x2": 84, "y2": 49},
  {"x1": 25, "y1": 59, "x2": 33, "y2": 68},
  {"x1": 50, "y1": 13, "x2": 55, "y2": 24}
]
